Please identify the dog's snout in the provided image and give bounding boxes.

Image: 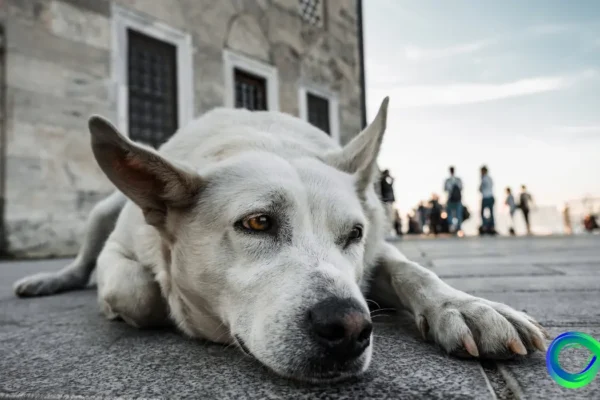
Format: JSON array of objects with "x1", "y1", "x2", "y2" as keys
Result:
[{"x1": 308, "y1": 298, "x2": 372, "y2": 362}]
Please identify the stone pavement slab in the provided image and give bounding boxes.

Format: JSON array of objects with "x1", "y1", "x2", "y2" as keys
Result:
[
  {"x1": 412, "y1": 235, "x2": 600, "y2": 399},
  {"x1": 431, "y1": 262, "x2": 557, "y2": 278},
  {"x1": 499, "y1": 327, "x2": 600, "y2": 400},
  {"x1": 1, "y1": 235, "x2": 599, "y2": 399},
  {"x1": 445, "y1": 275, "x2": 600, "y2": 294},
  {"x1": 482, "y1": 291, "x2": 600, "y2": 327}
]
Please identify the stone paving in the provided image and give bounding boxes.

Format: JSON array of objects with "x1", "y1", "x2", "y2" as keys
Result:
[{"x1": 1, "y1": 235, "x2": 599, "y2": 399}]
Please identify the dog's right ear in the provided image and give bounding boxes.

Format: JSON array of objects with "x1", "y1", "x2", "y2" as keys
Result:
[
  {"x1": 88, "y1": 116, "x2": 204, "y2": 227},
  {"x1": 321, "y1": 97, "x2": 389, "y2": 195}
]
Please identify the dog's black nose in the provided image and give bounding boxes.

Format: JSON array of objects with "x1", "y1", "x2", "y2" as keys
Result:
[{"x1": 307, "y1": 298, "x2": 372, "y2": 362}]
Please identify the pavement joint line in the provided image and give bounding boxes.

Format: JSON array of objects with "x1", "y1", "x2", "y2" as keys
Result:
[
  {"x1": 497, "y1": 365, "x2": 526, "y2": 400},
  {"x1": 466, "y1": 289, "x2": 600, "y2": 295},
  {"x1": 530, "y1": 265, "x2": 568, "y2": 275},
  {"x1": 533, "y1": 261, "x2": 600, "y2": 266},
  {"x1": 478, "y1": 363, "x2": 501, "y2": 400},
  {"x1": 435, "y1": 273, "x2": 564, "y2": 279},
  {"x1": 0, "y1": 392, "x2": 119, "y2": 400},
  {"x1": 544, "y1": 323, "x2": 600, "y2": 328}
]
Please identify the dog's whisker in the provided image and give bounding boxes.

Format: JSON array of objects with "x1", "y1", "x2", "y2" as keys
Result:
[
  {"x1": 371, "y1": 314, "x2": 391, "y2": 319},
  {"x1": 366, "y1": 299, "x2": 381, "y2": 309},
  {"x1": 370, "y1": 308, "x2": 396, "y2": 314},
  {"x1": 223, "y1": 342, "x2": 237, "y2": 351},
  {"x1": 211, "y1": 329, "x2": 230, "y2": 345}
]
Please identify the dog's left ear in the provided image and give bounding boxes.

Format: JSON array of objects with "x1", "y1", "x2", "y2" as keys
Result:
[
  {"x1": 88, "y1": 116, "x2": 204, "y2": 227},
  {"x1": 322, "y1": 97, "x2": 389, "y2": 195}
]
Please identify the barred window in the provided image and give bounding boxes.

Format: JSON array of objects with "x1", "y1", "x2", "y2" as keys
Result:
[
  {"x1": 298, "y1": 0, "x2": 325, "y2": 28},
  {"x1": 234, "y1": 68, "x2": 267, "y2": 111},
  {"x1": 306, "y1": 92, "x2": 330, "y2": 135},
  {"x1": 127, "y1": 29, "x2": 178, "y2": 149}
]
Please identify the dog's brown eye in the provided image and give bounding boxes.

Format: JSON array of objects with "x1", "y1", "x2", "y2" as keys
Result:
[{"x1": 243, "y1": 215, "x2": 273, "y2": 232}]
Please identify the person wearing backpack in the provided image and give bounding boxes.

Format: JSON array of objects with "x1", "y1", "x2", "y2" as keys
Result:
[
  {"x1": 444, "y1": 166, "x2": 464, "y2": 234},
  {"x1": 479, "y1": 165, "x2": 496, "y2": 235},
  {"x1": 505, "y1": 187, "x2": 517, "y2": 236},
  {"x1": 379, "y1": 169, "x2": 396, "y2": 237},
  {"x1": 518, "y1": 184, "x2": 535, "y2": 235}
]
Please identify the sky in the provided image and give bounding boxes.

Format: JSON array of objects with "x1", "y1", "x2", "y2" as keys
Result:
[{"x1": 363, "y1": 0, "x2": 600, "y2": 214}]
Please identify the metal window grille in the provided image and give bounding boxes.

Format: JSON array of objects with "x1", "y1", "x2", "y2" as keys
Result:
[
  {"x1": 127, "y1": 29, "x2": 178, "y2": 149},
  {"x1": 234, "y1": 68, "x2": 268, "y2": 111},
  {"x1": 306, "y1": 92, "x2": 330, "y2": 135},
  {"x1": 298, "y1": 0, "x2": 324, "y2": 27}
]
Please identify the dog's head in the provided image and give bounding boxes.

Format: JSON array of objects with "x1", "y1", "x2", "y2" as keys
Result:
[{"x1": 88, "y1": 98, "x2": 389, "y2": 382}]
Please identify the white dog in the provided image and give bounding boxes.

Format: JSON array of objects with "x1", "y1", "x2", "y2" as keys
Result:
[{"x1": 14, "y1": 98, "x2": 548, "y2": 382}]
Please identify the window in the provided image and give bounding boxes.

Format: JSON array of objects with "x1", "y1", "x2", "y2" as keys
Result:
[
  {"x1": 234, "y1": 69, "x2": 267, "y2": 111},
  {"x1": 223, "y1": 50, "x2": 279, "y2": 111},
  {"x1": 298, "y1": 0, "x2": 325, "y2": 28},
  {"x1": 127, "y1": 30, "x2": 178, "y2": 148},
  {"x1": 306, "y1": 92, "x2": 330, "y2": 134},
  {"x1": 298, "y1": 86, "x2": 340, "y2": 143},
  {"x1": 112, "y1": 5, "x2": 194, "y2": 144}
]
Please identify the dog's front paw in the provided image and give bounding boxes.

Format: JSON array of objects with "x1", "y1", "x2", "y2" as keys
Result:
[{"x1": 417, "y1": 295, "x2": 550, "y2": 359}]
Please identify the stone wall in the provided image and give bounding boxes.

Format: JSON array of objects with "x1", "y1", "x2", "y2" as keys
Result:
[
  {"x1": 0, "y1": 0, "x2": 363, "y2": 258},
  {"x1": 0, "y1": 25, "x2": 6, "y2": 254}
]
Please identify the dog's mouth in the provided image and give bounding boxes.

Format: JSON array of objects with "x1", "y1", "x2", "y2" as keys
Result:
[
  {"x1": 279, "y1": 362, "x2": 367, "y2": 384},
  {"x1": 234, "y1": 335, "x2": 254, "y2": 357},
  {"x1": 233, "y1": 335, "x2": 367, "y2": 383}
]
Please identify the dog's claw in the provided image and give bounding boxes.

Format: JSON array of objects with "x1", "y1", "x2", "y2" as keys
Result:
[
  {"x1": 533, "y1": 335, "x2": 547, "y2": 352},
  {"x1": 417, "y1": 315, "x2": 429, "y2": 341},
  {"x1": 462, "y1": 334, "x2": 479, "y2": 357},
  {"x1": 529, "y1": 319, "x2": 551, "y2": 339},
  {"x1": 508, "y1": 338, "x2": 527, "y2": 355}
]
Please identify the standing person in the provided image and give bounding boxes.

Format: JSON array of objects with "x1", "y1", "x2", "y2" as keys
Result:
[
  {"x1": 505, "y1": 187, "x2": 517, "y2": 235},
  {"x1": 563, "y1": 202, "x2": 572, "y2": 235},
  {"x1": 479, "y1": 165, "x2": 496, "y2": 234},
  {"x1": 379, "y1": 170, "x2": 396, "y2": 235},
  {"x1": 417, "y1": 201, "x2": 427, "y2": 232},
  {"x1": 428, "y1": 194, "x2": 442, "y2": 236},
  {"x1": 393, "y1": 209, "x2": 403, "y2": 236},
  {"x1": 519, "y1": 185, "x2": 534, "y2": 235},
  {"x1": 407, "y1": 211, "x2": 419, "y2": 234},
  {"x1": 444, "y1": 166, "x2": 464, "y2": 234}
]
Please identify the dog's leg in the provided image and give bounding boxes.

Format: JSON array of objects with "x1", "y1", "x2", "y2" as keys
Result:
[
  {"x1": 96, "y1": 240, "x2": 170, "y2": 329},
  {"x1": 371, "y1": 242, "x2": 550, "y2": 359},
  {"x1": 13, "y1": 191, "x2": 127, "y2": 297}
]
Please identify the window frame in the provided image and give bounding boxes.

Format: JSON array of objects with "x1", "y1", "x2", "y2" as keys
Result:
[
  {"x1": 223, "y1": 49, "x2": 279, "y2": 111},
  {"x1": 233, "y1": 68, "x2": 268, "y2": 111},
  {"x1": 298, "y1": 84, "x2": 340, "y2": 144},
  {"x1": 126, "y1": 29, "x2": 179, "y2": 148},
  {"x1": 111, "y1": 4, "x2": 194, "y2": 136}
]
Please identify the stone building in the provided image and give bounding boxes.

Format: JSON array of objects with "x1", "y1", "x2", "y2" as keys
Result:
[{"x1": 0, "y1": 0, "x2": 367, "y2": 258}]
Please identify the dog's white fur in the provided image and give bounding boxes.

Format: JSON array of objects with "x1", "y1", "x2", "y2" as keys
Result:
[{"x1": 14, "y1": 98, "x2": 549, "y2": 382}]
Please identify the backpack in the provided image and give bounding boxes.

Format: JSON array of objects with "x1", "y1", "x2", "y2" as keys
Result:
[
  {"x1": 519, "y1": 193, "x2": 530, "y2": 210},
  {"x1": 449, "y1": 183, "x2": 462, "y2": 202},
  {"x1": 463, "y1": 205, "x2": 470, "y2": 221}
]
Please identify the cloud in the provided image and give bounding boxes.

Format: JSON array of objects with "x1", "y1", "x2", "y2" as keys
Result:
[
  {"x1": 403, "y1": 39, "x2": 495, "y2": 61},
  {"x1": 402, "y1": 23, "x2": 586, "y2": 63},
  {"x1": 556, "y1": 125, "x2": 600, "y2": 135},
  {"x1": 525, "y1": 23, "x2": 574, "y2": 36},
  {"x1": 370, "y1": 70, "x2": 598, "y2": 109},
  {"x1": 373, "y1": 77, "x2": 564, "y2": 108}
]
